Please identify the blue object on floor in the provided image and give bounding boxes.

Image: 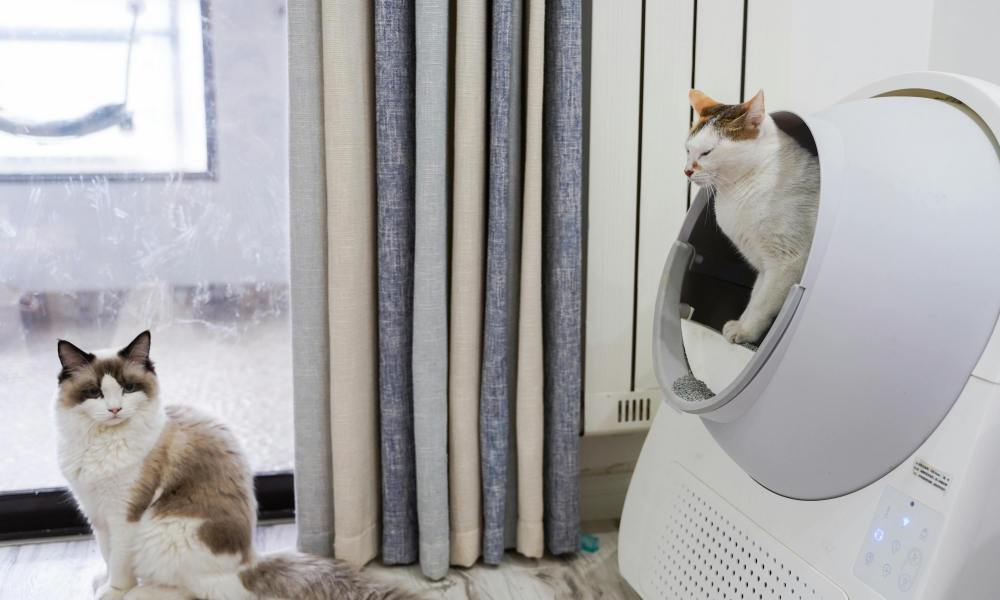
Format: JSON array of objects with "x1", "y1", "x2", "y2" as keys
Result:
[{"x1": 580, "y1": 533, "x2": 600, "y2": 553}]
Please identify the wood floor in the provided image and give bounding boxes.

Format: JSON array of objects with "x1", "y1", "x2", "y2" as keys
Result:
[{"x1": 0, "y1": 521, "x2": 639, "y2": 600}]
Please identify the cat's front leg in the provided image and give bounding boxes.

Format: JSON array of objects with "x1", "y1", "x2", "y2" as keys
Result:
[
  {"x1": 92, "y1": 523, "x2": 111, "y2": 592},
  {"x1": 725, "y1": 264, "x2": 799, "y2": 344},
  {"x1": 723, "y1": 319, "x2": 759, "y2": 345},
  {"x1": 96, "y1": 520, "x2": 138, "y2": 600}
]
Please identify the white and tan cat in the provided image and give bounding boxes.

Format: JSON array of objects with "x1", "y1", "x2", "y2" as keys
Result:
[
  {"x1": 56, "y1": 331, "x2": 414, "y2": 600},
  {"x1": 684, "y1": 89, "x2": 820, "y2": 344}
]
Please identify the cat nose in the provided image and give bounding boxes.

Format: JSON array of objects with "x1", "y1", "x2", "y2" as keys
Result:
[
  {"x1": 108, "y1": 407, "x2": 121, "y2": 416},
  {"x1": 684, "y1": 168, "x2": 694, "y2": 177}
]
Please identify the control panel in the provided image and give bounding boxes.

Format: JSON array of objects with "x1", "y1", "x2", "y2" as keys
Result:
[{"x1": 853, "y1": 487, "x2": 943, "y2": 599}]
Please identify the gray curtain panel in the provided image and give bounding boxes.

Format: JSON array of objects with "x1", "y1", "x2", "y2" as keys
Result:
[
  {"x1": 412, "y1": 0, "x2": 451, "y2": 581},
  {"x1": 542, "y1": 0, "x2": 583, "y2": 556},
  {"x1": 289, "y1": 0, "x2": 335, "y2": 558},
  {"x1": 481, "y1": 0, "x2": 524, "y2": 565},
  {"x1": 374, "y1": 0, "x2": 419, "y2": 566}
]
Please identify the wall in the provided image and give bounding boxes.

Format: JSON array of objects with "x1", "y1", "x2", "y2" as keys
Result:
[
  {"x1": 745, "y1": 0, "x2": 1000, "y2": 112},
  {"x1": 745, "y1": 0, "x2": 937, "y2": 112},
  {"x1": 929, "y1": 0, "x2": 1000, "y2": 85}
]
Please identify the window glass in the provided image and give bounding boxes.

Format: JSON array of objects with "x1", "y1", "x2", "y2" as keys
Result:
[
  {"x1": 0, "y1": 0, "x2": 291, "y2": 492},
  {"x1": 0, "y1": 0, "x2": 210, "y2": 177}
]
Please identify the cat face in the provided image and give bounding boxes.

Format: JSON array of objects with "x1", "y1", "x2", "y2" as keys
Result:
[
  {"x1": 56, "y1": 331, "x2": 159, "y2": 426},
  {"x1": 685, "y1": 89, "x2": 766, "y2": 188}
]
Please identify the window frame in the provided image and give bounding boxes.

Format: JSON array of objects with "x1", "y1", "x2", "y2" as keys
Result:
[{"x1": 0, "y1": 471, "x2": 293, "y2": 541}]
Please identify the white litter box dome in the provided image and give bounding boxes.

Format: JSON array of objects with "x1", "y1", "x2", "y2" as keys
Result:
[{"x1": 653, "y1": 72, "x2": 1000, "y2": 500}]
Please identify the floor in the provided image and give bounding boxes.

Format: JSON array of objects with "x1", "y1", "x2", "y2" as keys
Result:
[{"x1": 0, "y1": 522, "x2": 639, "y2": 600}]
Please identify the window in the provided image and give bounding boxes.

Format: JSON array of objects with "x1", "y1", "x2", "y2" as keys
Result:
[
  {"x1": 0, "y1": 0, "x2": 214, "y2": 179},
  {"x1": 0, "y1": 0, "x2": 292, "y2": 538}
]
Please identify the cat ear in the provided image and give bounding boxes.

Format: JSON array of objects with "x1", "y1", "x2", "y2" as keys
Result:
[
  {"x1": 743, "y1": 90, "x2": 766, "y2": 130},
  {"x1": 119, "y1": 330, "x2": 152, "y2": 364},
  {"x1": 689, "y1": 89, "x2": 719, "y2": 116},
  {"x1": 57, "y1": 340, "x2": 94, "y2": 374}
]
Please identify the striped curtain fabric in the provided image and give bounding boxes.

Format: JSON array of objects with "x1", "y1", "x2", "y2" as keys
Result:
[{"x1": 290, "y1": 0, "x2": 584, "y2": 579}]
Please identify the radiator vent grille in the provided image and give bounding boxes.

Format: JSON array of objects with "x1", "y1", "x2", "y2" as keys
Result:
[
  {"x1": 618, "y1": 396, "x2": 653, "y2": 423},
  {"x1": 583, "y1": 390, "x2": 661, "y2": 435}
]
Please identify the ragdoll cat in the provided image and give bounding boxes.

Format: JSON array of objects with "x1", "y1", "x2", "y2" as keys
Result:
[
  {"x1": 56, "y1": 331, "x2": 415, "y2": 600},
  {"x1": 684, "y1": 89, "x2": 820, "y2": 344}
]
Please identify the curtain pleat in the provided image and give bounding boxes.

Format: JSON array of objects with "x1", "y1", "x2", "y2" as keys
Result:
[
  {"x1": 412, "y1": 0, "x2": 451, "y2": 581},
  {"x1": 448, "y1": 0, "x2": 487, "y2": 569},
  {"x1": 289, "y1": 0, "x2": 335, "y2": 558},
  {"x1": 503, "y1": 0, "x2": 525, "y2": 554},
  {"x1": 374, "y1": 0, "x2": 419, "y2": 566},
  {"x1": 481, "y1": 0, "x2": 524, "y2": 565},
  {"x1": 542, "y1": 0, "x2": 584, "y2": 556},
  {"x1": 321, "y1": 0, "x2": 381, "y2": 568},
  {"x1": 515, "y1": 0, "x2": 546, "y2": 559}
]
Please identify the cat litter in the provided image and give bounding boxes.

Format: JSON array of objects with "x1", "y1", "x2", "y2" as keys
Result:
[{"x1": 671, "y1": 371, "x2": 715, "y2": 402}]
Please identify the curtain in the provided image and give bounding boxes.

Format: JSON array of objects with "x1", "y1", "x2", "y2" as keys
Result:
[
  {"x1": 288, "y1": 0, "x2": 333, "y2": 558},
  {"x1": 412, "y1": 0, "x2": 451, "y2": 580},
  {"x1": 448, "y1": 0, "x2": 488, "y2": 569},
  {"x1": 321, "y1": 0, "x2": 381, "y2": 567},
  {"x1": 480, "y1": 0, "x2": 524, "y2": 565},
  {"x1": 516, "y1": 0, "x2": 547, "y2": 560},
  {"x1": 542, "y1": 0, "x2": 584, "y2": 555},
  {"x1": 373, "y1": 0, "x2": 419, "y2": 567},
  {"x1": 290, "y1": 0, "x2": 584, "y2": 579}
]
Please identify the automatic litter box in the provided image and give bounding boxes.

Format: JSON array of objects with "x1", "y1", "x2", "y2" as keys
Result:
[{"x1": 619, "y1": 72, "x2": 1000, "y2": 599}]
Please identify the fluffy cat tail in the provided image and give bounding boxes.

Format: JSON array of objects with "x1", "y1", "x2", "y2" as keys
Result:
[{"x1": 239, "y1": 552, "x2": 420, "y2": 600}]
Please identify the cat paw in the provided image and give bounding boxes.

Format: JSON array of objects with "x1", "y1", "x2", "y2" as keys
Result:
[
  {"x1": 123, "y1": 585, "x2": 190, "y2": 600},
  {"x1": 723, "y1": 320, "x2": 760, "y2": 344},
  {"x1": 92, "y1": 570, "x2": 108, "y2": 593},
  {"x1": 95, "y1": 582, "x2": 129, "y2": 600}
]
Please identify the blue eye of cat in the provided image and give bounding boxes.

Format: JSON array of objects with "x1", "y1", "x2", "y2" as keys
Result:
[
  {"x1": 83, "y1": 388, "x2": 102, "y2": 399},
  {"x1": 123, "y1": 382, "x2": 138, "y2": 393}
]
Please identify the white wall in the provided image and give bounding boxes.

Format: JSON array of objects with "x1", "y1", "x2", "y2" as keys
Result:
[
  {"x1": 745, "y1": 0, "x2": 937, "y2": 113},
  {"x1": 744, "y1": 0, "x2": 1000, "y2": 114},
  {"x1": 930, "y1": 0, "x2": 1000, "y2": 85}
]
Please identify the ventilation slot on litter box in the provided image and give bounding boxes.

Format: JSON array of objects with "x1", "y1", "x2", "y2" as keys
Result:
[{"x1": 646, "y1": 463, "x2": 846, "y2": 600}]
